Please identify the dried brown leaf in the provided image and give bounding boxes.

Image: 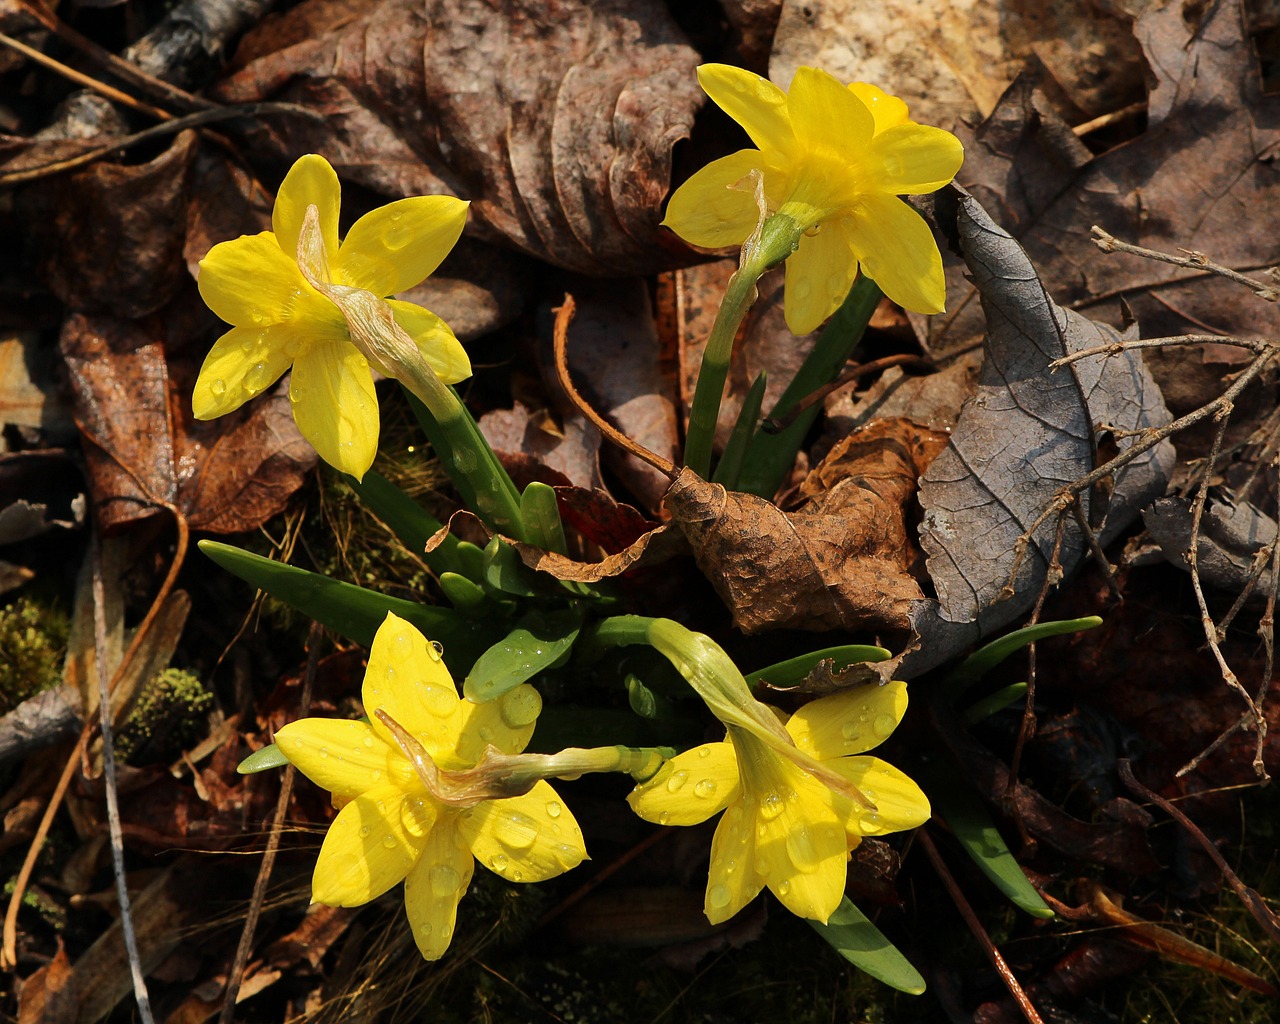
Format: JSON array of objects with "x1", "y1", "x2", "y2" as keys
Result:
[{"x1": 213, "y1": 0, "x2": 702, "y2": 275}]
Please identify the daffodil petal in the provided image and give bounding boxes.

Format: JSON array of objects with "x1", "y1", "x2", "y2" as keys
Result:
[
  {"x1": 849, "y1": 83, "x2": 911, "y2": 133},
  {"x1": 662, "y1": 150, "x2": 771, "y2": 249},
  {"x1": 867, "y1": 123, "x2": 965, "y2": 194},
  {"x1": 785, "y1": 681, "x2": 908, "y2": 759},
  {"x1": 746, "y1": 757, "x2": 848, "y2": 923},
  {"x1": 363, "y1": 613, "x2": 463, "y2": 759},
  {"x1": 787, "y1": 67, "x2": 873, "y2": 163},
  {"x1": 288, "y1": 337, "x2": 380, "y2": 479},
  {"x1": 460, "y1": 780, "x2": 587, "y2": 882},
  {"x1": 335, "y1": 196, "x2": 469, "y2": 297},
  {"x1": 273, "y1": 154, "x2": 341, "y2": 269},
  {"x1": 704, "y1": 800, "x2": 765, "y2": 924},
  {"x1": 848, "y1": 193, "x2": 946, "y2": 314},
  {"x1": 453, "y1": 686, "x2": 540, "y2": 763},
  {"x1": 828, "y1": 756, "x2": 931, "y2": 843},
  {"x1": 191, "y1": 325, "x2": 296, "y2": 419},
  {"x1": 627, "y1": 742, "x2": 738, "y2": 826},
  {"x1": 310, "y1": 782, "x2": 432, "y2": 907},
  {"x1": 782, "y1": 216, "x2": 859, "y2": 336},
  {"x1": 276, "y1": 718, "x2": 392, "y2": 798},
  {"x1": 697, "y1": 63, "x2": 793, "y2": 154},
  {"x1": 403, "y1": 815, "x2": 475, "y2": 960},
  {"x1": 385, "y1": 299, "x2": 472, "y2": 385},
  {"x1": 197, "y1": 233, "x2": 311, "y2": 328}
]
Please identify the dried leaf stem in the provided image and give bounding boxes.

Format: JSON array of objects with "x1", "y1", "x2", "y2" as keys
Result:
[
  {"x1": 919, "y1": 829, "x2": 1046, "y2": 1024},
  {"x1": 553, "y1": 295, "x2": 675, "y2": 477},
  {"x1": 91, "y1": 529, "x2": 156, "y2": 1023}
]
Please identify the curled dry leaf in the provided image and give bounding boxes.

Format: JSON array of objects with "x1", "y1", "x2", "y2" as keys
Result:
[
  {"x1": 1143, "y1": 495, "x2": 1277, "y2": 600},
  {"x1": 905, "y1": 188, "x2": 1175, "y2": 675},
  {"x1": 214, "y1": 0, "x2": 703, "y2": 274},
  {"x1": 667, "y1": 418, "x2": 949, "y2": 635},
  {"x1": 60, "y1": 307, "x2": 316, "y2": 534},
  {"x1": 24, "y1": 131, "x2": 198, "y2": 319}
]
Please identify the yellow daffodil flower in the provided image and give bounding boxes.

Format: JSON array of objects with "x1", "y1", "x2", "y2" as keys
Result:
[
  {"x1": 629, "y1": 680, "x2": 928, "y2": 925},
  {"x1": 193, "y1": 154, "x2": 472, "y2": 479},
  {"x1": 664, "y1": 65, "x2": 964, "y2": 334},
  {"x1": 275, "y1": 612, "x2": 586, "y2": 960}
]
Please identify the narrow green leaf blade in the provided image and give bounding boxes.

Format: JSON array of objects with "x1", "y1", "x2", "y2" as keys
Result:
[
  {"x1": 745, "y1": 645, "x2": 892, "y2": 688},
  {"x1": 341, "y1": 470, "x2": 475, "y2": 578},
  {"x1": 237, "y1": 743, "x2": 289, "y2": 774},
  {"x1": 199, "y1": 540, "x2": 498, "y2": 670},
  {"x1": 943, "y1": 616, "x2": 1102, "y2": 699},
  {"x1": 713, "y1": 370, "x2": 767, "y2": 490},
  {"x1": 808, "y1": 896, "x2": 926, "y2": 994},
  {"x1": 924, "y1": 764, "x2": 1054, "y2": 918},
  {"x1": 519, "y1": 481, "x2": 568, "y2": 555},
  {"x1": 464, "y1": 608, "x2": 583, "y2": 702}
]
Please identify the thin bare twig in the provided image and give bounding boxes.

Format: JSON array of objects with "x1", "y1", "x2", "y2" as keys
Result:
[
  {"x1": 92, "y1": 530, "x2": 155, "y2": 1023},
  {"x1": 919, "y1": 829, "x2": 1046, "y2": 1024},
  {"x1": 1050, "y1": 333, "x2": 1269, "y2": 371},
  {"x1": 218, "y1": 621, "x2": 321, "y2": 1021},
  {"x1": 0, "y1": 31, "x2": 173, "y2": 120},
  {"x1": 1092, "y1": 227, "x2": 1280, "y2": 302},
  {"x1": 1118, "y1": 760, "x2": 1280, "y2": 945},
  {"x1": 0, "y1": 102, "x2": 320, "y2": 186}
]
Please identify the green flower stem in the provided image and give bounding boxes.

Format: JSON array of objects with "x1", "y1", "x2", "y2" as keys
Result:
[
  {"x1": 683, "y1": 213, "x2": 805, "y2": 479},
  {"x1": 734, "y1": 275, "x2": 882, "y2": 499},
  {"x1": 403, "y1": 384, "x2": 526, "y2": 542}
]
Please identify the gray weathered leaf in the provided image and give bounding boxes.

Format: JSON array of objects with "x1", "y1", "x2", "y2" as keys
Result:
[
  {"x1": 1144, "y1": 495, "x2": 1277, "y2": 600},
  {"x1": 904, "y1": 188, "x2": 1175, "y2": 675}
]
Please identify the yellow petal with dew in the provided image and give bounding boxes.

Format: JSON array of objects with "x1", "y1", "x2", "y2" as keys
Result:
[
  {"x1": 828, "y1": 755, "x2": 931, "y2": 844},
  {"x1": 849, "y1": 83, "x2": 912, "y2": 133},
  {"x1": 336, "y1": 195, "x2": 470, "y2": 297},
  {"x1": 848, "y1": 193, "x2": 946, "y2": 314},
  {"x1": 272, "y1": 154, "x2": 341, "y2": 270},
  {"x1": 866, "y1": 123, "x2": 965, "y2": 195},
  {"x1": 289, "y1": 337, "x2": 380, "y2": 479},
  {"x1": 363, "y1": 612, "x2": 462, "y2": 757},
  {"x1": 452, "y1": 686, "x2": 540, "y2": 765},
  {"x1": 460, "y1": 780, "x2": 587, "y2": 882},
  {"x1": 704, "y1": 800, "x2": 765, "y2": 925},
  {"x1": 386, "y1": 299, "x2": 472, "y2": 385},
  {"x1": 310, "y1": 782, "x2": 433, "y2": 907},
  {"x1": 785, "y1": 680, "x2": 908, "y2": 759},
  {"x1": 198, "y1": 232, "x2": 312, "y2": 328},
  {"x1": 782, "y1": 215, "x2": 860, "y2": 336},
  {"x1": 627, "y1": 741, "x2": 738, "y2": 826},
  {"x1": 191, "y1": 325, "x2": 296, "y2": 419},
  {"x1": 662, "y1": 150, "x2": 772, "y2": 249},
  {"x1": 787, "y1": 66, "x2": 874, "y2": 164},
  {"x1": 276, "y1": 718, "x2": 392, "y2": 798},
  {"x1": 697, "y1": 63, "x2": 793, "y2": 154},
  {"x1": 740, "y1": 746, "x2": 848, "y2": 923},
  {"x1": 403, "y1": 814, "x2": 475, "y2": 960}
]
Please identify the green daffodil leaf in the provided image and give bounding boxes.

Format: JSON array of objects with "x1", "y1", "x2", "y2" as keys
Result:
[{"x1": 808, "y1": 897, "x2": 926, "y2": 994}]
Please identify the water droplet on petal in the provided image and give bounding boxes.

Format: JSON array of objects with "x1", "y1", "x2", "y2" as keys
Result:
[
  {"x1": 786, "y1": 825, "x2": 820, "y2": 873},
  {"x1": 545, "y1": 801, "x2": 561, "y2": 818},
  {"x1": 319, "y1": 747, "x2": 329, "y2": 759},
  {"x1": 859, "y1": 814, "x2": 884, "y2": 835},
  {"x1": 382, "y1": 834, "x2": 397, "y2": 849},
  {"x1": 244, "y1": 361, "x2": 274, "y2": 393},
  {"x1": 489, "y1": 853, "x2": 508, "y2": 872},
  {"x1": 841, "y1": 720, "x2": 861, "y2": 742},
  {"x1": 698, "y1": 746, "x2": 711, "y2": 758},
  {"x1": 759, "y1": 792, "x2": 785, "y2": 820},
  {"x1": 210, "y1": 378, "x2": 227, "y2": 398},
  {"x1": 492, "y1": 811, "x2": 538, "y2": 850},
  {"x1": 363, "y1": 735, "x2": 375, "y2": 748},
  {"x1": 666, "y1": 770, "x2": 689, "y2": 793},
  {"x1": 708, "y1": 884, "x2": 731, "y2": 909},
  {"x1": 499, "y1": 687, "x2": 542, "y2": 728},
  {"x1": 429, "y1": 640, "x2": 444, "y2": 661},
  {"x1": 430, "y1": 864, "x2": 460, "y2": 896},
  {"x1": 359, "y1": 825, "x2": 372, "y2": 838},
  {"x1": 778, "y1": 880, "x2": 792, "y2": 896},
  {"x1": 400, "y1": 796, "x2": 433, "y2": 837},
  {"x1": 420, "y1": 684, "x2": 455, "y2": 717},
  {"x1": 872, "y1": 713, "x2": 896, "y2": 737},
  {"x1": 512, "y1": 869, "x2": 524, "y2": 881},
  {"x1": 694, "y1": 779, "x2": 717, "y2": 799},
  {"x1": 658, "y1": 811, "x2": 671, "y2": 825},
  {"x1": 393, "y1": 633, "x2": 413, "y2": 658}
]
